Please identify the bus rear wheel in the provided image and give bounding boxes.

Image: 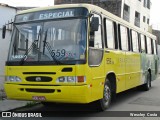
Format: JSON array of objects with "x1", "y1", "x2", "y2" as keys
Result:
[
  {"x1": 96, "y1": 79, "x2": 112, "y2": 111},
  {"x1": 138, "y1": 71, "x2": 151, "y2": 91},
  {"x1": 142, "y1": 72, "x2": 151, "y2": 91}
]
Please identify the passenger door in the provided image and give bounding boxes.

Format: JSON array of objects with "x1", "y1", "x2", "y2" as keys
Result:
[{"x1": 88, "y1": 13, "x2": 105, "y2": 100}]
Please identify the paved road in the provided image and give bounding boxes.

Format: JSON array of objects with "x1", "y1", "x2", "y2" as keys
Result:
[{"x1": 5, "y1": 76, "x2": 160, "y2": 120}]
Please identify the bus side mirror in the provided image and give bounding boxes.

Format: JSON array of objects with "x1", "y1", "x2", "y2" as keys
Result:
[
  {"x1": 90, "y1": 17, "x2": 99, "y2": 32},
  {"x1": 2, "y1": 25, "x2": 6, "y2": 39}
]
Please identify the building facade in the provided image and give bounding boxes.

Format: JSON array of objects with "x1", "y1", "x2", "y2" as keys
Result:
[
  {"x1": 54, "y1": 0, "x2": 151, "y2": 31},
  {"x1": 0, "y1": 3, "x2": 17, "y2": 28},
  {"x1": 122, "y1": 0, "x2": 151, "y2": 31}
]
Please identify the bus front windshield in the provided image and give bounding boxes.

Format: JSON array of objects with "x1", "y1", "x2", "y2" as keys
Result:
[{"x1": 8, "y1": 18, "x2": 87, "y2": 65}]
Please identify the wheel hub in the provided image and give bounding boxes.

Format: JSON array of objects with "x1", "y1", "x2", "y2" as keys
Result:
[{"x1": 104, "y1": 85, "x2": 111, "y2": 102}]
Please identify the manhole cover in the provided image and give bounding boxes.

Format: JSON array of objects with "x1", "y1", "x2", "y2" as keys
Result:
[{"x1": 129, "y1": 97, "x2": 160, "y2": 106}]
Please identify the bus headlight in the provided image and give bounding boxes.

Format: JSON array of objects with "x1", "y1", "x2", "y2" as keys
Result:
[
  {"x1": 6, "y1": 76, "x2": 22, "y2": 82},
  {"x1": 67, "y1": 76, "x2": 76, "y2": 83},
  {"x1": 56, "y1": 76, "x2": 86, "y2": 83},
  {"x1": 58, "y1": 77, "x2": 65, "y2": 82}
]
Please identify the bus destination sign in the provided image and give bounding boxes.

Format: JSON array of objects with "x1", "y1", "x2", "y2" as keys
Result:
[
  {"x1": 15, "y1": 8, "x2": 88, "y2": 23},
  {"x1": 39, "y1": 11, "x2": 74, "y2": 19}
]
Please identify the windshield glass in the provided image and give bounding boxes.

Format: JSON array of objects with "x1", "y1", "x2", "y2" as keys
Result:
[{"x1": 8, "y1": 19, "x2": 87, "y2": 65}]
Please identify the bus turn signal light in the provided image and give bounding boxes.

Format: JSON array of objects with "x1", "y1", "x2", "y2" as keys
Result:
[{"x1": 77, "y1": 76, "x2": 86, "y2": 83}]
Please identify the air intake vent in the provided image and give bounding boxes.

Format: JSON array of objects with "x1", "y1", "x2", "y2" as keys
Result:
[
  {"x1": 62, "y1": 68, "x2": 73, "y2": 72},
  {"x1": 23, "y1": 72, "x2": 56, "y2": 75},
  {"x1": 26, "y1": 89, "x2": 55, "y2": 93}
]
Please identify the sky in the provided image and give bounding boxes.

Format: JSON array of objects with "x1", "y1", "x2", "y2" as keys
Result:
[
  {"x1": 0, "y1": 0, "x2": 54, "y2": 7},
  {"x1": 150, "y1": 0, "x2": 160, "y2": 29},
  {"x1": 0, "y1": 0, "x2": 159, "y2": 29}
]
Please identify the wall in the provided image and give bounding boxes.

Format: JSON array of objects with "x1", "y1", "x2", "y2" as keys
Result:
[
  {"x1": 0, "y1": 5, "x2": 17, "y2": 28},
  {"x1": 0, "y1": 5, "x2": 16, "y2": 90},
  {"x1": 0, "y1": 29, "x2": 11, "y2": 90},
  {"x1": 54, "y1": 0, "x2": 122, "y2": 17},
  {"x1": 99, "y1": 0, "x2": 122, "y2": 17}
]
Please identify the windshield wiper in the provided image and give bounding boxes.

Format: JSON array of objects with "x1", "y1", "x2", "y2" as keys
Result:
[
  {"x1": 20, "y1": 28, "x2": 41, "y2": 65},
  {"x1": 43, "y1": 30, "x2": 63, "y2": 65},
  {"x1": 20, "y1": 40, "x2": 38, "y2": 65}
]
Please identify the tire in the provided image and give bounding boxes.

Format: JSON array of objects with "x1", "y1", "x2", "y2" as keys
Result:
[
  {"x1": 142, "y1": 71, "x2": 151, "y2": 91},
  {"x1": 95, "y1": 79, "x2": 112, "y2": 111}
]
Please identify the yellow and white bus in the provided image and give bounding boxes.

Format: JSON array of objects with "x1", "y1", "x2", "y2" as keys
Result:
[{"x1": 2, "y1": 4, "x2": 159, "y2": 111}]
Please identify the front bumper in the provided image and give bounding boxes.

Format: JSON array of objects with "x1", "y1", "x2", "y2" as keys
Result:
[{"x1": 4, "y1": 84, "x2": 92, "y2": 103}]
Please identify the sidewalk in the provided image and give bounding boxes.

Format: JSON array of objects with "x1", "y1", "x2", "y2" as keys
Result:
[
  {"x1": 0, "y1": 89, "x2": 28, "y2": 112},
  {"x1": 0, "y1": 99, "x2": 28, "y2": 112}
]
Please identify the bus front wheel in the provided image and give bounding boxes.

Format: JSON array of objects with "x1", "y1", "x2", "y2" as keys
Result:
[{"x1": 95, "y1": 79, "x2": 112, "y2": 111}]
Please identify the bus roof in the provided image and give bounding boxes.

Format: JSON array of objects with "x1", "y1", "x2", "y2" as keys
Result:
[{"x1": 17, "y1": 4, "x2": 156, "y2": 40}]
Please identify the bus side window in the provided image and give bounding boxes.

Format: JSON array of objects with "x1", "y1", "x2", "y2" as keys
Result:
[
  {"x1": 127, "y1": 28, "x2": 131, "y2": 51},
  {"x1": 89, "y1": 14, "x2": 102, "y2": 49},
  {"x1": 144, "y1": 35, "x2": 148, "y2": 53},
  {"x1": 156, "y1": 40, "x2": 158, "y2": 55},
  {"x1": 141, "y1": 34, "x2": 146, "y2": 53},
  {"x1": 147, "y1": 37, "x2": 152, "y2": 54},
  {"x1": 151, "y1": 39, "x2": 154, "y2": 54},
  {"x1": 131, "y1": 30, "x2": 139, "y2": 52},
  {"x1": 153, "y1": 40, "x2": 157, "y2": 55},
  {"x1": 119, "y1": 25, "x2": 128, "y2": 51},
  {"x1": 105, "y1": 19, "x2": 115, "y2": 49},
  {"x1": 138, "y1": 33, "x2": 141, "y2": 52}
]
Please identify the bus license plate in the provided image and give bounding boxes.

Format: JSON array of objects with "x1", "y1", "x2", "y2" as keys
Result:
[{"x1": 32, "y1": 96, "x2": 46, "y2": 101}]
